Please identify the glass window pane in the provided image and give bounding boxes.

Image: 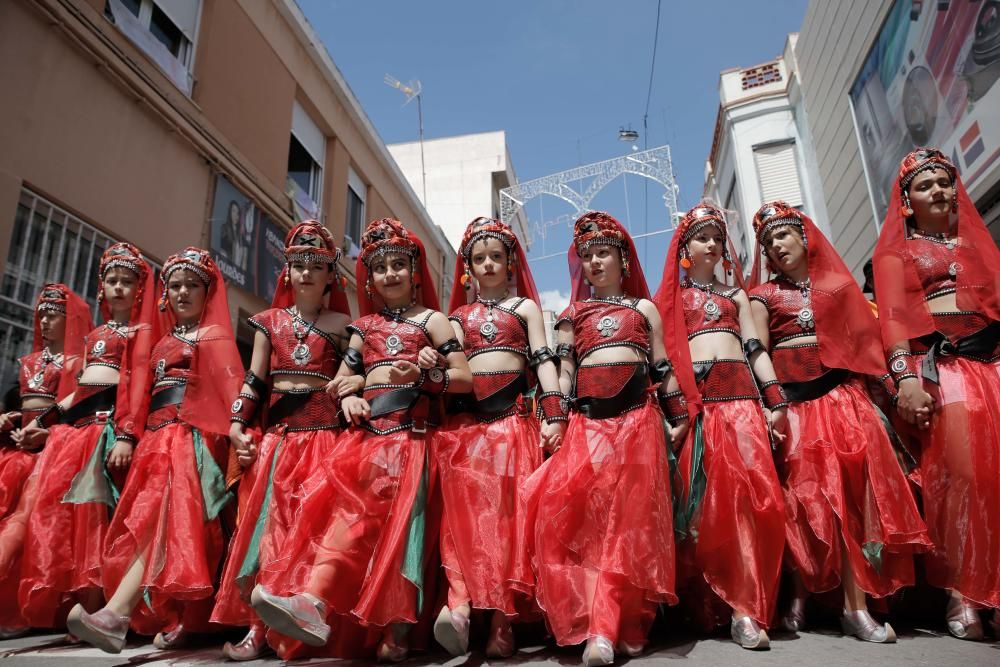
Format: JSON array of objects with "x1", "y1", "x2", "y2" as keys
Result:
[
  {"x1": 288, "y1": 135, "x2": 317, "y2": 197},
  {"x1": 149, "y1": 5, "x2": 184, "y2": 57}
]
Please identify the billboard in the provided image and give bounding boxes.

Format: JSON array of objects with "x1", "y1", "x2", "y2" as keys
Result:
[
  {"x1": 850, "y1": 0, "x2": 1000, "y2": 218},
  {"x1": 208, "y1": 175, "x2": 286, "y2": 301}
]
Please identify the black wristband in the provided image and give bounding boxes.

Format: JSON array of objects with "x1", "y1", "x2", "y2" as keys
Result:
[
  {"x1": 529, "y1": 346, "x2": 559, "y2": 371},
  {"x1": 743, "y1": 338, "x2": 765, "y2": 357},
  {"x1": 555, "y1": 343, "x2": 575, "y2": 361},
  {"x1": 243, "y1": 370, "x2": 268, "y2": 397},
  {"x1": 343, "y1": 347, "x2": 365, "y2": 375},
  {"x1": 436, "y1": 338, "x2": 462, "y2": 357},
  {"x1": 35, "y1": 403, "x2": 63, "y2": 429},
  {"x1": 648, "y1": 358, "x2": 672, "y2": 384}
]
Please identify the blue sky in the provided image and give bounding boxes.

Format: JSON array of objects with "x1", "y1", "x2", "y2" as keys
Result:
[{"x1": 299, "y1": 0, "x2": 809, "y2": 306}]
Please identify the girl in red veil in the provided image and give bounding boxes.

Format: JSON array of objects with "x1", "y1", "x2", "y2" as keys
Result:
[
  {"x1": 425, "y1": 217, "x2": 562, "y2": 658},
  {"x1": 748, "y1": 201, "x2": 930, "y2": 643},
  {"x1": 16, "y1": 243, "x2": 158, "y2": 629},
  {"x1": 66, "y1": 248, "x2": 243, "y2": 653},
  {"x1": 210, "y1": 221, "x2": 357, "y2": 661},
  {"x1": 653, "y1": 203, "x2": 785, "y2": 650},
  {"x1": 873, "y1": 148, "x2": 1000, "y2": 640},
  {"x1": 0, "y1": 284, "x2": 90, "y2": 637},
  {"x1": 522, "y1": 212, "x2": 680, "y2": 666},
  {"x1": 239, "y1": 218, "x2": 472, "y2": 663}
]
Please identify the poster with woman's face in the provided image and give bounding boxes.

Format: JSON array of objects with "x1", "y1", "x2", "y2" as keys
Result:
[{"x1": 210, "y1": 175, "x2": 254, "y2": 290}]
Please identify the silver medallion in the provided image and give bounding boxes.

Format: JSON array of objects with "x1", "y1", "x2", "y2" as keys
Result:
[
  {"x1": 479, "y1": 320, "x2": 498, "y2": 341},
  {"x1": 155, "y1": 359, "x2": 166, "y2": 381},
  {"x1": 292, "y1": 343, "x2": 312, "y2": 366},
  {"x1": 231, "y1": 398, "x2": 243, "y2": 414},
  {"x1": 92, "y1": 339, "x2": 106, "y2": 357},
  {"x1": 796, "y1": 307, "x2": 815, "y2": 330},
  {"x1": 596, "y1": 315, "x2": 620, "y2": 338},
  {"x1": 703, "y1": 299, "x2": 721, "y2": 322},
  {"x1": 890, "y1": 358, "x2": 908, "y2": 374},
  {"x1": 946, "y1": 240, "x2": 957, "y2": 250},
  {"x1": 386, "y1": 334, "x2": 403, "y2": 356},
  {"x1": 948, "y1": 261, "x2": 959, "y2": 277},
  {"x1": 28, "y1": 371, "x2": 44, "y2": 390},
  {"x1": 427, "y1": 367, "x2": 445, "y2": 384}
]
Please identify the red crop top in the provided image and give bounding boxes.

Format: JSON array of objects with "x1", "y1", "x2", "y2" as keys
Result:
[
  {"x1": 682, "y1": 286, "x2": 741, "y2": 340},
  {"x1": 556, "y1": 298, "x2": 651, "y2": 362},
  {"x1": 249, "y1": 308, "x2": 342, "y2": 380},
  {"x1": 450, "y1": 298, "x2": 530, "y2": 360}
]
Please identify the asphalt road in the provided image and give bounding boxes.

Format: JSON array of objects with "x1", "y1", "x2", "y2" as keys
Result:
[{"x1": 1, "y1": 625, "x2": 997, "y2": 667}]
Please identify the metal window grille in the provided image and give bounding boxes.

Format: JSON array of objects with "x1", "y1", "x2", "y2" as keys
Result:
[{"x1": 0, "y1": 189, "x2": 119, "y2": 392}]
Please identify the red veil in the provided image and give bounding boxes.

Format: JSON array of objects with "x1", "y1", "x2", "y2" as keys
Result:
[
  {"x1": 96, "y1": 242, "x2": 160, "y2": 441},
  {"x1": 157, "y1": 248, "x2": 245, "y2": 436},
  {"x1": 873, "y1": 148, "x2": 1000, "y2": 350},
  {"x1": 567, "y1": 211, "x2": 651, "y2": 302},
  {"x1": 652, "y1": 204, "x2": 746, "y2": 420},
  {"x1": 356, "y1": 218, "x2": 440, "y2": 316},
  {"x1": 271, "y1": 220, "x2": 352, "y2": 317},
  {"x1": 448, "y1": 217, "x2": 540, "y2": 314},
  {"x1": 33, "y1": 284, "x2": 92, "y2": 400},
  {"x1": 750, "y1": 202, "x2": 886, "y2": 377}
]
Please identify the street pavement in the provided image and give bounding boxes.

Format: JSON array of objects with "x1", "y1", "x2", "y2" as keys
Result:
[{"x1": 1, "y1": 625, "x2": 997, "y2": 666}]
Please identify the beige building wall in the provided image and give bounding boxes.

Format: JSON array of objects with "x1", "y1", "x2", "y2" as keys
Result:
[{"x1": 0, "y1": 0, "x2": 453, "y2": 387}]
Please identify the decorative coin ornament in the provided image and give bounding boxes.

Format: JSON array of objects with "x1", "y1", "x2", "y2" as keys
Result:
[
  {"x1": 946, "y1": 239, "x2": 956, "y2": 250},
  {"x1": 949, "y1": 261, "x2": 959, "y2": 277},
  {"x1": 891, "y1": 358, "x2": 908, "y2": 374},
  {"x1": 29, "y1": 371, "x2": 44, "y2": 390},
  {"x1": 292, "y1": 343, "x2": 312, "y2": 366},
  {"x1": 428, "y1": 367, "x2": 445, "y2": 384},
  {"x1": 703, "y1": 298, "x2": 721, "y2": 322},
  {"x1": 796, "y1": 307, "x2": 815, "y2": 330},
  {"x1": 597, "y1": 315, "x2": 620, "y2": 338},
  {"x1": 155, "y1": 359, "x2": 166, "y2": 381},
  {"x1": 386, "y1": 334, "x2": 403, "y2": 356},
  {"x1": 231, "y1": 398, "x2": 243, "y2": 414},
  {"x1": 92, "y1": 340, "x2": 106, "y2": 357},
  {"x1": 479, "y1": 320, "x2": 498, "y2": 341}
]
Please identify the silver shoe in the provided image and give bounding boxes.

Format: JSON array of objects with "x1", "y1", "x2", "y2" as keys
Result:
[
  {"x1": 730, "y1": 616, "x2": 770, "y2": 650},
  {"x1": 582, "y1": 635, "x2": 614, "y2": 666},
  {"x1": 840, "y1": 610, "x2": 896, "y2": 643},
  {"x1": 781, "y1": 596, "x2": 807, "y2": 633},
  {"x1": 945, "y1": 596, "x2": 983, "y2": 641}
]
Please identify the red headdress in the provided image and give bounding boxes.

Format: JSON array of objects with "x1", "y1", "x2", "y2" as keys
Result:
[
  {"x1": 271, "y1": 220, "x2": 352, "y2": 316},
  {"x1": 652, "y1": 203, "x2": 746, "y2": 420},
  {"x1": 356, "y1": 218, "x2": 440, "y2": 316},
  {"x1": 33, "y1": 283, "x2": 92, "y2": 400},
  {"x1": 567, "y1": 211, "x2": 650, "y2": 302},
  {"x1": 448, "y1": 217, "x2": 540, "y2": 313},
  {"x1": 750, "y1": 201, "x2": 886, "y2": 376},
  {"x1": 873, "y1": 147, "x2": 1000, "y2": 350},
  {"x1": 157, "y1": 247, "x2": 244, "y2": 436},
  {"x1": 96, "y1": 242, "x2": 160, "y2": 441}
]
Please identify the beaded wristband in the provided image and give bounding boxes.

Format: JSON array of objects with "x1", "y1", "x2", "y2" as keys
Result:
[
  {"x1": 760, "y1": 381, "x2": 788, "y2": 410},
  {"x1": 537, "y1": 391, "x2": 570, "y2": 423}
]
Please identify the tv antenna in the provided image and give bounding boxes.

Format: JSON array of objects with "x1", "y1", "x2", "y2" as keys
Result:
[{"x1": 384, "y1": 75, "x2": 428, "y2": 207}]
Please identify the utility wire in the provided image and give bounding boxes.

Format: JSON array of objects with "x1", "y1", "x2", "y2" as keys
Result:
[{"x1": 642, "y1": 0, "x2": 663, "y2": 267}]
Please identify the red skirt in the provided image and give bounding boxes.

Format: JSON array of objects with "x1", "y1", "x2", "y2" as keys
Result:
[
  {"x1": 0, "y1": 447, "x2": 38, "y2": 627},
  {"x1": 102, "y1": 423, "x2": 230, "y2": 636},
  {"x1": 781, "y1": 379, "x2": 930, "y2": 598},
  {"x1": 18, "y1": 422, "x2": 115, "y2": 627},
  {"x1": 912, "y1": 354, "x2": 1000, "y2": 607},
  {"x1": 521, "y1": 398, "x2": 676, "y2": 647},
  {"x1": 434, "y1": 411, "x2": 541, "y2": 617},
  {"x1": 251, "y1": 426, "x2": 433, "y2": 660},
  {"x1": 675, "y1": 399, "x2": 785, "y2": 629}
]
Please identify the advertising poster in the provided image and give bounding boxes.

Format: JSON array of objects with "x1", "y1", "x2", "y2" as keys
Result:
[{"x1": 850, "y1": 0, "x2": 1000, "y2": 217}]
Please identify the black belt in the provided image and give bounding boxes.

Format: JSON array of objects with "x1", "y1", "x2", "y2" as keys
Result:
[
  {"x1": 918, "y1": 321, "x2": 1000, "y2": 384},
  {"x1": 781, "y1": 368, "x2": 850, "y2": 402},
  {"x1": 471, "y1": 375, "x2": 528, "y2": 418},
  {"x1": 148, "y1": 384, "x2": 186, "y2": 412},
  {"x1": 61, "y1": 386, "x2": 116, "y2": 424},
  {"x1": 573, "y1": 365, "x2": 649, "y2": 420},
  {"x1": 368, "y1": 387, "x2": 422, "y2": 418},
  {"x1": 267, "y1": 391, "x2": 314, "y2": 426},
  {"x1": 692, "y1": 360, "x2": 714, "y2": 383}
]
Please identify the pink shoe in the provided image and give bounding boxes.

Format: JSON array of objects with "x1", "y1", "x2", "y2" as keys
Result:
[
  {"x1": 485, "y1": 614, "x2": 515, "y2": 658},
  {"x1": 377, "y1": 626, "x2": 409, "y2": 663},
  {"x1": 153, "y1": 624, "x2": 188, "y2": 650},
  {"x1": 0, "y1": 627, "x2": 29, "y2": 640},
  {"x1": 582, "y1": 636, "x2": 614, "y2": 666},
  {"x1": 250, "y1": 584, "x2": 329, "y2": 647},
  {"x1": 222, "y1": 623, "x2": 271, "y2": 661},
  {"x1": 433, "y1": 605, "x2": 469, "y2": 656},
  {"x1": 66, "y1": 604, "x2": 129, "y2": 654}
]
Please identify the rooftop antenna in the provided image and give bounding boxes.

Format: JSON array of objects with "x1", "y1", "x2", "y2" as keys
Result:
[{"x1": 384, "y1": 75, "x2": 427, "y2": 207}]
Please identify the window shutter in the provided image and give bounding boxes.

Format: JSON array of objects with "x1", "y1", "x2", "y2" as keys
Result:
[
  {"x1": 754, "y1": 142, "x2": 803, "y2": 206},
  {"x1": 155, "y1": 0, "x2": 201, "y2": 42}
]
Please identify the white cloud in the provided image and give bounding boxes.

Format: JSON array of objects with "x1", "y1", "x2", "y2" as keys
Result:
[{"x1": 538, "y1": 289, "x2": 570, "y2": 314}]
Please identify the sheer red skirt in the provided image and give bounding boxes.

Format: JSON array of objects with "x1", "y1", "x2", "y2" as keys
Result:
[
  {"x1": 18, "y1": 422, "x2": 111, "y2": 627},
  {"x1": 435, "y1": 411, "x2": 541, "y2": 618},
  {"x1": 0, "y1": 447, "x2": 38, "y2": 627},
  {"x1": 521, "y1": 398, "x2": 676, "y2": 646},
  {"x1": 909, "y1": 354, "x2": 1000, "y2": 607},
  {"x1": 102, "y1": 422, "x2": 229, "y2": 635},
  {"x1": 781, "y1": 379, "x2": 930, "y2": 597},
  {"x1": 676, "y1": 399, "x2": 785, "y2": 629}
]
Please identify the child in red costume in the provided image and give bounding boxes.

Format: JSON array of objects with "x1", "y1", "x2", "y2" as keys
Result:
[{"x1": 0, "y1": 284, "x2": 90, "y2": 637}]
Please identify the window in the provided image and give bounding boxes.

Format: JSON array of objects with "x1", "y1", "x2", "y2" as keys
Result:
[
  {"x1": 287, "y1": 101, "x2": 325, "y2": 220},
  {"x1": 345, "y1": 168, "x2": 366, "y2": 258},
  {"x1": 105, "y1": 0, "x2": 200, "y2": 94},
  {"x1": 754, "y1": 140, "x2": 804, "y2": 208},
  {"x1": 0, "y1": 191, "x2": 116, "y2": 390}
]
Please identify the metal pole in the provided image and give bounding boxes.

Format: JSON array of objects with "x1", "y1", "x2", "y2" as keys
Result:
[{"x1": 417, "y1": 93, "x2": 428, "y2": 207}]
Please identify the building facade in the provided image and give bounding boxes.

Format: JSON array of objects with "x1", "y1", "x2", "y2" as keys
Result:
[
  {"x1": 794, "y1": 0, "x2": 1000, "y2": 274},
  {"x1": 0, "y1": 0, "x2": 454, "y2": 390},
  {"x1": 703, "y1": 34, "x2": 828, "y2": 274}
]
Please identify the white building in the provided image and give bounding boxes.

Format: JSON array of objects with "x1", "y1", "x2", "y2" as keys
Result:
[
  {"x1": 388, "y1": 131, "x2": 530, "y2": 253},
  {"x1": 703, "y1": 34, "x2": 828, "y2": 274}
]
